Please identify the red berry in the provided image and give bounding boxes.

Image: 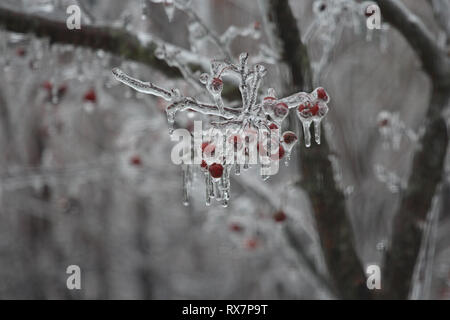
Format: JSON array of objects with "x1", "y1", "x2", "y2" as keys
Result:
[
  {"x1": 16, "y1": 47, "x2": 26, "y2": 57},
  {"x1": 200, "y1": 160, "x2": 208, "y2": 168},
  {"x1": 270, "y1": 145, "x2": 285, "y2": 160},
  {"x1": 210, "y1": 77, "x2": 223, "y2": 93},
  {"x1": 317, "y1": 87, "x2": 328, "y2": 101},
  {"x1": 283, "y1": 132, "x2": 297, "y2": 144},
  {"x1": 298, "y1": 104, "x2": 306, "y2": 112},
  {"x1": 245, "y1": 238, "x2": 258, "y2": 249},
  {"x1": 58, "y1": 84, "x2": 68, "y2": 96},
  {"x1": 310, "y1": 103, "x2": 319, "y2": 116},
  {"x1": 269, "y1": 123, "x2": 278, "y2": 130},
  {"x1": 202, "y1": 142, "x2": 215, "y2": 156},
  {"x1": 274, "y1": 102, "x2": 289, "y2": 117},
  {"x1": 83, "y1": 89, "x2": 97, "y2": 103},
  {"x1": 379, "y1": 119, "x2": 389, "y2": 127},
  {"x1": 365, "y1": 6, "x2": 375, "y2": 17},
  {"x1": 130, "y1": 155, "x2": 142, "y2": 166},
  {"x1": 279, "y1": 145, "x2": 285, "y2": 159},
  {"x1": 273, "y1": 210, "x2": 287, "y2": 222},
  {"x1": 229, "y1": 223, "x2": 243, "y2": 232},
  {"x1": 43, "y1": 81, "x2": 53, "y2": 91},
  {"x1": 209, "y1": 163, "x2": 223, "y2": 178}
]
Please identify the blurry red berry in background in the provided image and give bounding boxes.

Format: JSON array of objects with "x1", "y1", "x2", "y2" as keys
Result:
[
  {"x1": 209, "y1": 163, "x2": 223, "y2": 178},
  {"x1": 245, "y1": 238, "x2": 258, "y2": 249},
  {"x1": 200, "y1": 160, "x2": 208, "y2": 169},
  {"x1": 269, "y1": 123, "x2": 278, "y2": 130},
  {"x1": 43, "y1": 81, "x2": 53, "y2": 91},
  {"x1": 83, "y1": 89, "x2": 97, "y2": 103},
  {"x1": 254, "y1": 21, "x2": 261, "y2": 30},
  {"x1": 273, "y1": 210, "x2": 287, "y2": 222},
  {"x1": 16, "y1": 47, "x2": 26, "y2": 57},
  {"x1": 130, "y1": 155, "x2": 142, "y2": 166},
  {"x1": 229, "y1": 223, "x2": 243, "y2": 232},
  {"x1": 378, "y1": 118, "x2": 389, "y2": 127}
]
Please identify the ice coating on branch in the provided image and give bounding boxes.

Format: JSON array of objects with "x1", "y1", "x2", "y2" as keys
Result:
[
  {"x1": 295, "y1": 87, "x2": 330, "y2": 147},
  {"x1": 149, "y1": 0, "x2": 178, "y2": 21},
  {"x1": 305, "y1": 0, "x2": 389, "y2": 79},
  {"x1": 281, "y1": 131, "x2": 298, "y2": 165},
  {"x1": 113, "y1": 53, "x2": 330, "y2": 205},
  {"x1": 377, "y1": 110, "x2": 419, "y2": 150}
]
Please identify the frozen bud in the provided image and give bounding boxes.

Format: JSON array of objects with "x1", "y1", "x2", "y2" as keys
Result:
[
  {"x1": 313, "y1": 1, "x2": 327, "y2": 14},
  {"x1": 239, "y1": 52, "x2": 249, "y2": 63},
  {"x1": 209, "y1": 77, "x2": 223, "y2": 94},
  {"x1": 199, "y1": 73, "x2": 209, "y2": 84},
  {"x1": 262, "y1": 96, "x2": 277, "y2": 116},
  {"x1": 255, "y1": 64, "x2": 266, "y2": 76},
  {"x1": 154, "y1": 46, "x2": 166, "y2": 59},
  {"x1": 273, "y1": 102, "x2": 289, "y2": 122},
  {"x1": 170, "y1": 88, "x2": 182, "y2": 99}
]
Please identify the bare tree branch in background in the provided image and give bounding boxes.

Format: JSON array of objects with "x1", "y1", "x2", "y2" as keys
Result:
[
  {"x1": 261, "y1": 0, "x2": 370, "y2": 299},
  {"x1": 0, "y1": 7, "x2": 183, "y2": 77},
  {"x1": 374, "y1": 0, "x2": 450, "y2": 300}
]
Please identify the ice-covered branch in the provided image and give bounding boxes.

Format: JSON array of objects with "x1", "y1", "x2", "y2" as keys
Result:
[
  {"x1": 374, "y1": 0, "x2": 450, "y2": 80},
  {"x1": 369, "y1": 0, "x2": 450, "y2": 300},
  {"x1": 261, "y1": 0, "x2": 370, "y2": 299},
  {"x1": 0, "y1": 7, "x2": 185, "y2": 78}
]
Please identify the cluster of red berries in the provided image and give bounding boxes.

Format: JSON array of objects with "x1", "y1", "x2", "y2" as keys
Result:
[
  {"x1": 42, "y1": 81, "x2": 68, "y2": 101},
  {"x1": 297, "y1": 87, "x2": 328, "y2": 118}
]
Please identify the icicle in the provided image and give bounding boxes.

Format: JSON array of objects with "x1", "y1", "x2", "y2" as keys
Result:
[
  {"x1": 166, "y1": 109, "x2": 176, "y2": 134},
  {"x1": 205, "y1": 173, "x2": 211, "y2": 206},
  {"x1": 112, "y1": 51, "x2": 331, "y2": 206},
  {"x1": 141, "y1": 0, "x2": 148, "y2": 20},
  {"x1": 182, "y1": 164, "x2": 189, "y2": 206},
  {"x1": 164, "y1": 1, "x2": 176, "y2": 22},
  {"x1": 281, "y1": 131, "x2": 298, "y2": 166},
  {"x1": 213, "y1": 179, "x2": 223, "y2": 201},
  {"x1": 313, "y1": 119, "x2": 321, "y2": 145},
  {"x1": 301, "y1": 120, "x2": 312, "y2": 148}
]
